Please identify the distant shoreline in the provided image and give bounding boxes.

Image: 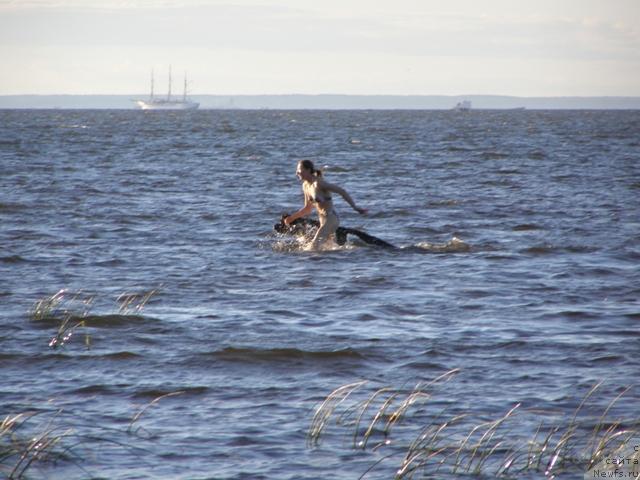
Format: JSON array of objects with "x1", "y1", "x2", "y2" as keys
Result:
[{"x1": 1, "y1": 94, "x2": 639, "y2": 110}]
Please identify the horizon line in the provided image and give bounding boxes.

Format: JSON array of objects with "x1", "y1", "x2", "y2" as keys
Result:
[{"x1": 2, "y1": 93, "x2": 640, "y2": 98}]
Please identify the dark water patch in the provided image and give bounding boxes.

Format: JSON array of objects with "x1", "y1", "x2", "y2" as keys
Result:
[
  {"x1": 263, "y1": 309, "x2": 299, "y2": 318},
  {"x1": 480, "y1": 151, "x2": 511, "y2": 160},
  {"x1": 427, "y1": 199, "x2": 460, "y2": 207},
  {"x1": 583, "y1": 266, "x2": 623, "y2": 276},
  {"x1": 100, "y1": 351, "x2": 143, "y2": 360},
  {"x1": 558, "y1": 310, "x2": 600, "y2": 320},
  {"x1": 441, "y1": 339, "x2": 542, "y2": 356},
  {"x1": 527, "y1": 150, "x2": 547, "y2": 160},
  {"x1": 71, "y1": 384, "x2": 118, "y2": 395},
  {"x1": 600, "y1": 329, "x2": 640, "y2": 337},
  {"x1": 32, "y1": 314, "x2": 154, "y2": 328},
  {"x1": 9, "y1": 351, "x2": 141, "y2": 365},
  {"x1": 460, "y1": 289, "x2": 494, "y2": 299},
  {"x1": 400, "y1": 360, "x2": 448, "y2": 371},
  {"x1": 496, "y1": 340, "x2": 529, "y2": 349},
  {"x1": 480, "y1": 179, "x2": 504, "y2": 188},
  {"x1": 24, "y1": 350, "x2": 143, "y2": 362},
  {"x1": 445, "y1": 145, "x2": 472, "y2": 152},
  {"x1": 0, "y1": 352, "x2": 24, "y2": 361},
  {"x1": 420, "y1": 347, "x2": 446, "y2": 357},
  {"x1": 132, "y1": 386, "x2": 209, "y2": 399},
  {"x1": 521, "y1": 245, "x2": 556, "y2": 255},
  {"x1": 0, "y1": 201, "x2": 28, "y2": 212},
  {"x1": 208, "y1": 346, "x2": 364, "y2": 363},
  {"x1": 95, "y1": 258, "x2": 127, "y2": 267},
  {"x1": 406, "y1": 225, "x2": 441, "y2": 236},
  {"x1": 591, "y1": 354, "x2": 626, "y2": 363},
  {"x1": 512, "y1": 223, "x2": 542, "y2": 231},
  {"x1": 0, "y1": 255, "x2": 28, "y2": 263},
  {"x1": 563, "y1": 245, "x2": 600, "y2": 254},
  {"x1": 5, "y1": 229, "x2": 56, "y2": 241},
  {"x1": 83, "y1": 314, "x2": 153, "y2": 327},
  {"x1": 200, "y1": 212, "x2": 218, "y2": 221}
]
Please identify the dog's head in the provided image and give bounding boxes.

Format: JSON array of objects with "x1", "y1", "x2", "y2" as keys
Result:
[
  {"x1": 274, "y1": 214, "x2": 317, "y2": 237},
  {"x1": 273, "y1": 213, "x2": 292, "y2": 234}
]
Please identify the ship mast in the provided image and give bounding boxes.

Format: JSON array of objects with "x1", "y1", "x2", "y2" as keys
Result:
[
  {"x1": 150, "y1": 68, "x2": 154, "y2": 100},
  {"x1": 183, "y1": 72, "x2": 188, "y2": 102},
  {"x1": 167, "y1": 65, "x2": 172, "y2": 101}
]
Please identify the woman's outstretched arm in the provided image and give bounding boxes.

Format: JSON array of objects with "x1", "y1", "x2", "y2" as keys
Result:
[{"x1": 323, "y1": 181, "x2": 368, "y2": 214}]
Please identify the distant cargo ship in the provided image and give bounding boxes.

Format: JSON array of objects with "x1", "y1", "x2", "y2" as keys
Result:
[
  {"x1": 453, "y1": 100, "x2": 472, "y2": 111},
  {"x1": 136, "y1": 67, "x2": 199, "y2": 110}
]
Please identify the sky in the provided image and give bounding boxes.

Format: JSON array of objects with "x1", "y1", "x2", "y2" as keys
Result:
[{"x1": 0, "y1": 0, "x2": 639, "y2": 96}]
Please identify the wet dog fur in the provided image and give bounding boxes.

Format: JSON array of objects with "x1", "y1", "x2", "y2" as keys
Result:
[{"x1": 274, "y1": 214, "x2": 396, "y2": 249}]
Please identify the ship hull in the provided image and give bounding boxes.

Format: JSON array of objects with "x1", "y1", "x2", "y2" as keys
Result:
[{"x1": 136, "y1": 100, "x2": 199, "y2": 110}]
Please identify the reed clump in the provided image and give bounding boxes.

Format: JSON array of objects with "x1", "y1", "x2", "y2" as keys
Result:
[
  {"x1": 30, "y1": 289, "x2": 94, "y2": 349},
  {"x1": 1, "y1": 391, "x2": 182, "y2": 479},
  {"x1": 309, "y1": 372, "x2": 640, "y2": 479},
  {"x1": 29, "y1": 288, "x2": 160, "y2": 349},
  {"x1": 116, "y1": 288, "x2": 160, "y2": 315},
  {"x1": 0, "y1": 411, "x2": 75, "y2": 479}
]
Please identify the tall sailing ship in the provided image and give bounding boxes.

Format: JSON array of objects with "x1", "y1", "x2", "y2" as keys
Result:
[{"x1": 136, "y1": 67, "x2": 199, "y2": 110}]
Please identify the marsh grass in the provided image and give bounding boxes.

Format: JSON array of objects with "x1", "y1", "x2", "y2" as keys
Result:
[
  {"x1": 30, "y1": 288, "x2": 160, "y2": 349},
  {"x1": 0, "y1": 409, "x2": 87, "y2": 479},
  {"x1": 31, "y1": 290, "x2": 94, "y2": 349},
  {"x1": 309, "y1": 372, "x2": 640, "y2": 479},
  {"x1": 128, "y1": 391, "x2": 186, "y2": 438},
  {"x1": 1, "y1": 390, "x2": 182, "y2": 479},
  {"x1": 116, "y1": 288, "x2": 160, "y2": 315}
]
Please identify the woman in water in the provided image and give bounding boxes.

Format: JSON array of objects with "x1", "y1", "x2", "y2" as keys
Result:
[{"x1": 285, "y1": 159, "x2": 367, "y2": 250}]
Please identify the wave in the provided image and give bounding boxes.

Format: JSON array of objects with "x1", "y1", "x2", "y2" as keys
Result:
[
  {"x1": 272, "y1": 234, "x2": 471, "y2": 254},
  {"x1": 0, "y1": 255, "x2": 28, "y2": 263},
  {"x1": 591, "y1": 354, "x2": 626, "y2": 363},
  {"x1": 206, "y1": 346, "x2": 364, "y2": 363},
  {"x1": 521, "y1": 245, "x2": 555, "y2": 255},
  {"x1": 3, "y1": 351, "x2": 144, "y2": 366},
  {"x1": 512, "y1": 223, "x2": 542, "y2": 231},
  {"x1": 0, "y1": 202, "x2": 29, "y2": 212},
  {"x1": 521, "y1": 244, "x2": 598, "y2": 255},
  {"x1": 100, "y1": 351, "x2": 143, "y2": 360},
  {"x1": 270, "y1": 236, "x2": 361, "y2": 253},
  {"x1": 132, "y1": 386, "x2": 209, "y2": 399},
  {"x1": 71, "y1": 384, "x2": 117, "y2": 395},
  {"x1": 427, "y1": 199, "x2": 460, "y2": 207},
  {"x1": 480, "y1": 151, "x2": 511, "y2": 160},
  {"x1": 410, "y1": 237, "x2": 470, "y2": 253},
  {"x1": 270, "y1": 238, "x2": 308, "y2": 253},
  {"x1": 0, "y1": 353, "x2": 24, "y2": 361},
  {"x1": 33, "y1": 314, "x2": 153, "y2": 328}
]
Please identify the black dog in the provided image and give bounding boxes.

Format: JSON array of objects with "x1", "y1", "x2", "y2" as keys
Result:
[{"x1": 274, "y1": 214, "x2": 396, "y2": 249}]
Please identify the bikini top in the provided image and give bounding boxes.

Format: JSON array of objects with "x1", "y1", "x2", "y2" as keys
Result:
[
  {"x1": 312, "y1": 191, "x2": 332, "y2": 204},
  {"x1": 305, "y1": 182, "x2": 332, "y2": 205}
]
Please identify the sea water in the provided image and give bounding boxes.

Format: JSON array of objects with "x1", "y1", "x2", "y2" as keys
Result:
[{"x1": 1, "y1": 109, "x2": 639, "y2": 479}]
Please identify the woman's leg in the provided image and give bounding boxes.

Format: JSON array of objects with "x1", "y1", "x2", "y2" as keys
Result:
[{"x1": 310, "y1": 211, "x2": 339, "y2": 250}]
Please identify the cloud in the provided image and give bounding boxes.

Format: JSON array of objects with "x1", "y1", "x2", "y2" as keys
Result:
[
  {"x1": 2, "y1": 3, "x2": 637, "y2": 65},
  {"x1": 1, "y1": 1, "x2": 638, "y2": 95}
]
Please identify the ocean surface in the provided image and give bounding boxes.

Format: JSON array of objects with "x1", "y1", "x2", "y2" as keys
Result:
[{"x1": 1, "y1": 109, "x2": 639, "y2": 479}]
